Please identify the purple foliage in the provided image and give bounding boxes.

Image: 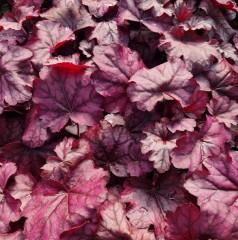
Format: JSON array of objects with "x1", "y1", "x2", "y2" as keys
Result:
[{"x1": 0, "y1": 0, "x2": 238, "y2": 239}]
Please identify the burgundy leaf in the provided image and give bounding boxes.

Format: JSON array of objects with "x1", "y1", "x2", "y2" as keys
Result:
[
  {"x1": 165, "y1": 204, "x2": 200, "y2": 240},
  {"x1": 128, "y1": 57, "x2": 196, "y2": 111},
  {"x1": 24, "y1": 20, "x2": 74, "y2": 68},
  {"x1": 83, "y1": 121, "x2": 135, "y2": 177},
  {"x1": 0, "y1": 115, "x2": 24, "y2": 147},
  {"x1": 40, "y1": 0, "x2": 95, "y2": 31},
  {"x1": 60, "y1": 222, "x2": 98, "y2": 240},
  {"x1": 184, "y1": 151, "x2": 238, "y2": 206},
  {"x1": 0, "y1": 41, "x2": 34, "y2": 113},
  {"x1": 171, "y1": 116, "x2": 231, "y2": 171},
  {"x1": 141, "y1": 122, "x2": 180, "y2": 173},
  {"x1": 23, "y1": 160, "x2": 108, "y2": 240},
  {"x1": 33, "y1": 66, "x2": 103, "y2": 133},
  {"x1": 97, "y1": 201, "x2": 156, "y2": 240},
  {"x1": 22, "y1": 104, "x2": 50, "y2": 148},
  {"x1": 0, "y1": 141, "x2": 55, "y2": 179},
  {"x1": 183, "y1": 90, "x2": 209, "y2": 118}
]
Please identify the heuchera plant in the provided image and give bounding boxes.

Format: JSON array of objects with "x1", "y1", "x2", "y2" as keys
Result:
[{"x1": 0, "y1": 0, "x2": 238, "y2": 239}]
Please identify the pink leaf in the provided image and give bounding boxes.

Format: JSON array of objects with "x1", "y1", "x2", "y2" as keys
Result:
[
  {"x1": 159, "y1": 28, "x2": 220, "y2": 70},
  {"x1": 23, "y1": 160, "x2": 108, "y2": 240},
  {"x1": 199, "y1": 200, "x2": 238, "y2": 239},
  {"x1": 128, "y1": 57, "x2": 196, "y2": 111},
  {"x1": 0, "y1": 41, "x2": 34, "y2": 113},
  {"x1": 87, "y1": 21, "x2": 128, "y2": 46},
  {"x1": 196, "y1": 58, "x2": 238, "y2": 99},
  {"x1": 9, "y1": 174, "x2": 36, "y2": 210},
  {"x1": 0, "y1": 230, "x2": 25, "y2": 240},
  {"x1": 33, "y1": 66, "x2": 103, "y2": 133},
  {"x1": 171, "y1": 116, "x2": 231, "y2": 171},
  {"x1": 141, "y1": 122, "x2": 180, "y2": 173},
  {"x1": 200, "y1": 0, "x2": 235, "y2": 42},
  {"x1": 97, "y1": 201, "x2": 156, "y2": 240},
  {"x1": 82, "y1": 0, "x2": 117, "y2": 18},
  {"x1": 24, "y1": 20, "x2": 74, "y2": 68},
  {"x1": 40, "y1": 1, "x2": 95, "y2": 31},
  {"x1": 41, "y1": 137, "x2": 91, "y2": 182},
  {"x1": 207, "y1": 93, "x2": 238, "y2": 127},
  {"x1": 184, "y1": 151, "x2": 238, "y2": 206}
]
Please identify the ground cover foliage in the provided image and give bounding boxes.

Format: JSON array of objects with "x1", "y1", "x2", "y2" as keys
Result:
[{"x1": 0, "y1": 0, "x2": 238, "y2": 239}]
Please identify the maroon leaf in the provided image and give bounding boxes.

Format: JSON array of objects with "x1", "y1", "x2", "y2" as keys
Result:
[
  {"x1": 83, "y1": 121, "x2": 135, "y2": 177},
  {"x1": 184, "y1": 151, "x2": 238, "y2": 206},
  {"x1": 165, "y1": 204, "x2": 200, "y2": 240},
  {"x1": 171, "y1": 116, "x2": 231, "y2": 171},
  {"x1": 128, "y1": 57, "x2": 196, "y2": 111},
  {"x1": 0, "y1": 115, "x2": 24, "y2": 147},
  {"x1": 23, "y1": 160, "x2": 108, "y2": 240},
  {"x1": 0, "y1": 141, "x2": 55, "y2": 179},
  {"x1": 0, "y1": 41, "x2": 34, "y2": 113},
  {"x1": 33, "y1": 66, "x2": 103, "y2": 133}
]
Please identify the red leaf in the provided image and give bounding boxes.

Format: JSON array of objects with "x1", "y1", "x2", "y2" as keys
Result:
[{"x1": 165, "y1": 204, "x2": 200, "y2": 240}]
